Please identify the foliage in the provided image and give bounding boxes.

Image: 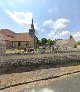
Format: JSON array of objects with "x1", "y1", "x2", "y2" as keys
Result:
[
  {"x1": 41, "y1": 38, "x2": 48, "y2": 45},
  {"x1": 70, "y1": 35, "x2": 73, "y2": 39},
  {"x1": 48, "y1": 39, "x2": 53, "y2": 46},
  {"x1": 47, "y1": 39, "x2": 56, "y2": 46},
  {"x1": 36, "y1": 37, "x2": 39, "y2": 45},
  {"x1": 36, "y1": 37, "x2": 56, "y2": 46},
  {"x1": 77, "y1": 41, "x2": 80, "y2": 45},
  {"x1": 36, "y1": 37, "x2": 41, "y2": 46},
  {"x1": 52, "y1": 40, "x2": 56, "y2": 45}
]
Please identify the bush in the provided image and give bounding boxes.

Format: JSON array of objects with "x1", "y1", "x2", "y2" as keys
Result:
[{"x1": 77, "y1": 41, "x2": 80, "y2": 45}]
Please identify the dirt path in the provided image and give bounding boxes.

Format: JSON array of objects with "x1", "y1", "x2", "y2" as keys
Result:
[{"x1": 0, "y1": 64, "x2": 80, "y2": 92}]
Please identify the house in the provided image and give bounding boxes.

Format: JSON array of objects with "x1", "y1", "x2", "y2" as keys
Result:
[
  {"x1": 54, "y1": 35, "x2": 77, "y2": 50},
  {"x1": 0, "y1": 19, "x2": 36, "y2": 49}
]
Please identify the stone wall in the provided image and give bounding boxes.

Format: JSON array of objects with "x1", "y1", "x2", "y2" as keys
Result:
[
  {"x1": 5, "y1": 41, "x2": 13, "y2": 49},
  {"x1": 0, "y1": 53, "x2": 80, "y2": 74},
  {"x1": 14, "y1": 41, "x2": 34, "y2": 49}
]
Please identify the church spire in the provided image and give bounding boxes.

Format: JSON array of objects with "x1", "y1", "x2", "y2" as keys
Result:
[
  {"x1": 31, "y1": 18, "x2": 34, "y2": 29},
  {"x1": 32, "y1": 18, "x2": 33, "y2": 25}
]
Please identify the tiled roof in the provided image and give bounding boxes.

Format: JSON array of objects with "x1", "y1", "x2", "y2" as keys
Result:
[
  {"x1": 14, "y1": 33, "x2": 33, "y2": 41},
  {"x1": 0, "y1": 29, "x2": 15, "y2": 37},
  {"x1": 0, "y1": 29, "x2": 33, "y2": 42},
  {"x1": 1, "y1": 33, "x2": 14, "y2": 41}
]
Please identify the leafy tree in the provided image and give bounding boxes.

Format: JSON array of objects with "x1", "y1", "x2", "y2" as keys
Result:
[
  {"x1": 70, "y1": 35, "x2": 73, "y2": 39},
  {"x1": 36, "y1": 37, "x2": 56, "y2": 47},
  {"x1": 52, "y1": 40, "x2": 56, "y2": 45},
  {"x1": 41, "y1": 38, "x2": 48, "y2": 45},
  {"x1": 48, "y1": 39, "x2": 53, "y2": 46},
  {"x1": 38, "y1": 40, "x2": 41, "y2": 46},
  {"x1": 48, "y1": 39, "x2": 56, "y2": 46},
  {"x1": 77, "y1": 41, "x2": 80, "y2": 45},
  {"x1": 36, "y1": 37, "x2": 39, "y2": 45},
  {"x1": 36, "y1": 37, "x2": 42, "y2": 47}
]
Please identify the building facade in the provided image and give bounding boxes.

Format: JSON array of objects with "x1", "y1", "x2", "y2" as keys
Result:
[{"x1": 0, "y1": 19, "x2": 36, "y2": 49}]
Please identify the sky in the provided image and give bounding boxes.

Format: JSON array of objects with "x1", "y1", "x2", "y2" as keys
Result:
[{"x1": 0, "y1": 0, "x2": 80, "y2": 41}]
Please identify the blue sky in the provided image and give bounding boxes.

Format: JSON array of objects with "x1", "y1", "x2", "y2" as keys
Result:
[{"x1": 0, "y1": 0, "x2": 80, "y2": 41}]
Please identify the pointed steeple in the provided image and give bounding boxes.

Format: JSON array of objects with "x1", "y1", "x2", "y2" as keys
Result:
[
  {"x1": 31, "y1": 18, "x2": 34, "y2": 29},
  {"x1": 29, "y1": 18, "x2": 35, "y2": 37},
  {"x1": 32, "y1": 18, "x2": 33, "y2": 25}
]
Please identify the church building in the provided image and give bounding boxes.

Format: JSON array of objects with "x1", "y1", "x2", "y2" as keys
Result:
[{"x1": 0, "y1": 19, "x2": 36, "y2": 49}]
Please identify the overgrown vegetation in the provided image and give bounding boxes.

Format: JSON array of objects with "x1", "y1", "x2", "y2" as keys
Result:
[
  {"x1": 36, "y1": 37, "x2": 56, "y2": 47},
  {"x1": 77, "y1": 41, "x2": 80, "y2": 45}
]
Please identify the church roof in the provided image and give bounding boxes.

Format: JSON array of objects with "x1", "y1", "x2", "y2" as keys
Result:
[
  {"x1": 0, "y1": 29, "x2": 15, "y2": 37},
  {"x1": 0, "y1": 29, "x2": 33, "y2": 42},
  {"x1": 14, "y1": 33, "x2": 33, "y2": 41},
  {"x1": 0, "y1": 34, "x2": 6, "y2": 46}
]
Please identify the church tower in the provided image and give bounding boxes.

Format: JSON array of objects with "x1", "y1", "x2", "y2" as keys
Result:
[
  {"x1": 29, "y1": 18, "x2": 36, "y2": 48},
  {"x1": 29, "y1": 18, "x2": 35, "y2": 37}
]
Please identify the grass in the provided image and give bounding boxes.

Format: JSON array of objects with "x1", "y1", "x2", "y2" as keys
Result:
[{"x1": 5, "y1": 49, "x2": 24, "y2": 54}]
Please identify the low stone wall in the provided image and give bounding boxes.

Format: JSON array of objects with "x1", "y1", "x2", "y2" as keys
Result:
[{"x1": 0, "y1": 53, "x2": 80, "y2": 74}]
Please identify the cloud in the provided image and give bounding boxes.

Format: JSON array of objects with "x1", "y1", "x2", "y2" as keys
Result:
[
  {"x1": 41, "y1": 29, "x2": 45, "y2": 32},
  {"x1": 43, "y1": 18, "x2": 70, "y2": 30},
  {"x1": 43, "y1": 18, "x2": 70, "y2": 40},
  {"x1": 5, "y1": 10, "x2": 33, "y2": 32},
  {"x1": 46, "y1": 30, "x2": 80, "y2": 41},
  {"x1": 53, "y1": 18, "x2": 70, "y2": 30},
  {"x1": 46, "y1": 31, "x2": 71, "y2": 40},
  {"x1": 6, "y1": 10, "x2": 33, "y2": 24},
  {"x1": 46, "y1": 31, "x2": 56, "y2": 40},
  {"x1": 59, "y1": 31, "x2": 70, "y2": 36},
  {"x1": 72, "y1": 31, "x2": 80, "y2": 41},
  {"x1": 34, "y1": 23, "x2": 39, "y2": 30},
  {"x1": 43, "y1": 20, "x2": 53, "y2": 27}
]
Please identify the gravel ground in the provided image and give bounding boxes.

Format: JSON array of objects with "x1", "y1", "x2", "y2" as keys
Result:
[
  {"x1": 0, "y1": 64, "x2": 80, "y2": 92},
  {"x1": 20, "y1": 72, "x2": 80, "y2": 92},
  {"x1": 0, "y1": 52, "x2": 80, "y2": 92}
]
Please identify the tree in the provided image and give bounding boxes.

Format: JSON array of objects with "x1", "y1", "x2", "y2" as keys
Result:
[
  {"x1": 36, "y1": 37, "x2": 42, "y2": 47},
  {"x1": 41, "y1": 38, "x2": 47, "y2": 45},
  {"x1": 36, "y1": 37, "x2": 39, "y2": 45},
  {"x1": 48, "y1": 39, "x2": 53, "y2": 46},
  {"x1": 36, "y1": 37, "x2": 56, "y2": 47},
  {"x1": 77, "y1": 41, "x2": 80, "y2": 45},
  {"x1": 52, "y1": 40, "x2": 56, "y2": 45},
  {"x1": 70, "y1": 35, "x2": 73, "y2": 39},
  {"x1": 48, "y1": 39, "x2": 56, "y2": 46}
]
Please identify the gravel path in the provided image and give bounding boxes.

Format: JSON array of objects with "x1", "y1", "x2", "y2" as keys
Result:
[
  {"x1": 20, "y1": 72, "x2": 80, "y2": 92},
  {"x1": 0, "y1": 65, "x2": 80, "y2": 92}
]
